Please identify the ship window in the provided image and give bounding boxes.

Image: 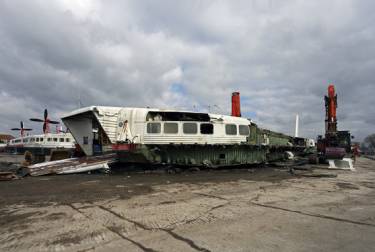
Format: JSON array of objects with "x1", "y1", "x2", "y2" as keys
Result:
[
  {"x1": 146, "y1": 111, "x2": 210, "y2": 122},
  {"x1": 225, "y1": 124, "x2": 237, "y2": 135},
  {"x1": 23, "y1": 139, "x2": 28, "y2": 143},
  {"x1": 47, "y1": 138, "x2": 52, "y2": 142},
  {"x1": 30, "y1": 138, "x2": 35, "y2": 142},
  {"x1": 200, "y1": 123, "x2": 213, "y2": 134},
  {"x1": 53, "y1": 138, "x2": 58, "y2": 142},
  {"x1": 36, "y1": 138, "x2": 39, "y2": 142},
  {"x1": 239, "y1": 125, "x2": 250, "y2": 136},
  {"x1": 164, "y1": 123, "x2": 178, "y2": 134},
  {"x1": 59, "y1": 138, "x2": 64, "y2": 142},
  {"x1": 183, "y1": 123, "x2": 197, "y2": 134},
  {"x1": 40, "y1": 138, "x2": 44, "y2": 142},
  {"x1": 147, "y1": 122, "x2": 161, "y2": 134},
  {"x1": 66, "y1": 138, "x2": 70, "y2": 142}
]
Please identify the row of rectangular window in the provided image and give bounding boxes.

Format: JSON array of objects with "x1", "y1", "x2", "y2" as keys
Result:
[
  {"x1": 147, "y1": 122, "x2": 250, "y2": 136},
  {"x1": 11, "y1": 138, "x2": 71, "y2": 143}
]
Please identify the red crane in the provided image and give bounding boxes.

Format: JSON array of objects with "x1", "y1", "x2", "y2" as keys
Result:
[
  {"x1": 325, "y1": 84, "x2": 337, "y2": 134},
  {"x1": 317, "y1": 84, "x2": 352, "y2": 160}
]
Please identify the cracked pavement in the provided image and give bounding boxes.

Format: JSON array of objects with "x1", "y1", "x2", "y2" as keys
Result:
[{"x1": 1, "y1": 158, "x2": 375, "y2": 251}]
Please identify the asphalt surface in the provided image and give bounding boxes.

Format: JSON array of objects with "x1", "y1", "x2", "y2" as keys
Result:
[{"x1": 0, "y1": 157, "x2": 374, "y2": 251}]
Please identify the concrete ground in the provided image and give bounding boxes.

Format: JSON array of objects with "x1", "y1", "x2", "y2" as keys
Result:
[
  {"x1": 0, "y1": 153, "x2": 26, "y2": 164},
  {"x1": 0, "y1": 157, "x2": 375, "y2": 252}
]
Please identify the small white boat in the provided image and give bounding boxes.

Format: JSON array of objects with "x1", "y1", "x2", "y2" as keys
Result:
[
  {"x1": 7, "y1": 109, "x2": 76, "y2": 155},
  {"x1": 5, "y1": 133, "x2": 76, "y2": 155}
]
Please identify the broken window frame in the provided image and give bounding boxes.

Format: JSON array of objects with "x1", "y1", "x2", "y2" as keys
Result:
[
  {"x1": 200, "y1": 123, "x2": 214, "y2": 135},
  {"x1": 146, "y1": 111, "x2": 210, "y2": 122}
]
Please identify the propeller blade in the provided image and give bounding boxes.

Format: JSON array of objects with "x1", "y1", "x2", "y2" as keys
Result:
[
  {"x1": 30, "y1": 118, "x2": 44, "y2": 122},
  {"x1": 44, "y1": 109, "x2": 48, "y2": 121},
  {"x1": 20, "y1": 121, "x2": 24, "y2": 129},
  {"x1": 24, "y1": 128, "x2": 33, "y2": 131},
  {"x1": 43, "y1": 122, "x2": 47, "y2": 133},
  {"x1": 49, "y1": 120, "x2": 60, "y2": 124},
  {"x1": 11, "y1": 128, "x2": 21, "y2": 131}
]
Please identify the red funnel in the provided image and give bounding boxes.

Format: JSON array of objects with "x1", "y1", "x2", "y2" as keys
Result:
[{"x1": 231, "y1": 92, "x2": 241, "y2": 117}]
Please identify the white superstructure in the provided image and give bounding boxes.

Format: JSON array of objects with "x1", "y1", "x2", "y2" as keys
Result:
[
  {"x1": 62, "y1": 106, "x2": 252, "y2": 156},
  {"x1": 7, "y1": 133, "x2": 75, "y2": 150}
]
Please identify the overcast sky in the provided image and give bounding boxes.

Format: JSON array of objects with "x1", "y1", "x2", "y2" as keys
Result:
[{"x1": 0, "y1": 0, "x2": 374, "y2": 140}]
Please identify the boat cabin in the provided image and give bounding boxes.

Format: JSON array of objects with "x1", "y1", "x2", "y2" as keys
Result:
[
  {"x1": 62, "y1": 106, "x2": 253, "y2": 156},
  {"x1": 7, "y1": 133, "x2": 75, "y2": 149}
]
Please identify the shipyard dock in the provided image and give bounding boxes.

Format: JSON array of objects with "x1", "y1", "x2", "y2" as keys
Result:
[{"x1": 1, "y1": 158, "x2": 375, "y2": 251}]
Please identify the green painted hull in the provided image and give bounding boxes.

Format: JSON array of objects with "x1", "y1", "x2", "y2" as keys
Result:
[
  {"x1": 117, "y1": 144, "x2": 306, "y2": 167},
  {"x1": 115, "y1": 123, "x2": 313, "y2": 167}
]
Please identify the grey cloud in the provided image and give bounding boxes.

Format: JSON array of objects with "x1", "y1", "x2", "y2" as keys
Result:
[{"x1": 0, "y1": 0, "x2": 374, "y2": 141}]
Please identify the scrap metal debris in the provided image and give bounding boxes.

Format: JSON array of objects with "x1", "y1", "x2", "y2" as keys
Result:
[
  {"x1": 327, "y1": 158, "x2": 355, "y2": 171},
  {"x1": 0, "y1": 171, "x2": 19, "y2": 181},
  {"x1": 26, "y1": 153, "x2": 116, "y2": 176}
]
